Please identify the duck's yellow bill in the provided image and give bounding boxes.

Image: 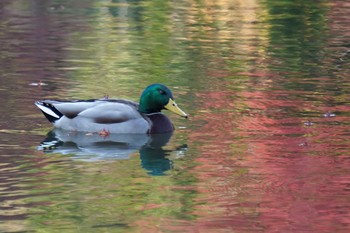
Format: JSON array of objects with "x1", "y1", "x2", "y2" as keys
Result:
[{"x1": 165, "y1": 99, "x2": 188, "y2": 118}]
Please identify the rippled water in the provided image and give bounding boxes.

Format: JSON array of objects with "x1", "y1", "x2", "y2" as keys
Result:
[{"x1": 0, "y1": 0, "x2": 349, "y2": 232}]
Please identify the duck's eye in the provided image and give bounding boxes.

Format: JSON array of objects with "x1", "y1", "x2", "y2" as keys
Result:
[{"x1": 158, "y1": 89, "x2": 166, "y2": 95}]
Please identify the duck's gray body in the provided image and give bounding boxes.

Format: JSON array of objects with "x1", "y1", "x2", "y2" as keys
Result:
[{"x1": 35, "y1": 99, "x2": 174, "y2": 134}]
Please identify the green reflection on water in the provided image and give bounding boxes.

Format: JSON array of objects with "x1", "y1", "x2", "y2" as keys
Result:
[
  {"x1": 23, "y1": 154, "x2": 197, "y2": 232},
  {"x1": 61, "y1": 0, "x2": 192, "y2": 100},
  {"x1": 264, "y1": 0, "x2": 329, "y2": 74}
]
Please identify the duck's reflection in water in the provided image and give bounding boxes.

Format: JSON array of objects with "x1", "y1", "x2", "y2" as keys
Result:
[{"x1": 38, "y1": 129, "x2": 187, "y2": 176}]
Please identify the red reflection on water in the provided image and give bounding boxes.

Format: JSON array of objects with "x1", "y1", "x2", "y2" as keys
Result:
[
  {"x1": 180, "y1": 76, "x2": 350, "y2": 233},
  {"x1": 238, "y1": 65, "x2": 350, "y2": 232}
]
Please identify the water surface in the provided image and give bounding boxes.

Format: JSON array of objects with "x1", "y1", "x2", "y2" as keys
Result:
[{"x1": 0, "y1": 0, "x2": 349, "y2": 232}]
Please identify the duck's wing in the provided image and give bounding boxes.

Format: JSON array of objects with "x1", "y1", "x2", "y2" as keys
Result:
[
  {"x1": 35, "y1": 99, "x2": 140, "y2": 124},
  {"x1": 77, "y1": 100, "x2": 141, "y2": 124}
]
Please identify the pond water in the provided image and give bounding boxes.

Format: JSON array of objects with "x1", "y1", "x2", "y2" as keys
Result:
[{"x1": 0, "y1": 0, "x2": 349, "y2": 232}]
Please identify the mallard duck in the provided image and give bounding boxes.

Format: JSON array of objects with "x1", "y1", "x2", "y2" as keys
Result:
[{"x1": 35, "y1": 84, "x2": 188, "y2": 134}]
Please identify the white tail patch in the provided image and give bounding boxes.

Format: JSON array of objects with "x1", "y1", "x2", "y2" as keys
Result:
[{"x1": 36, "y1": 103, "x2": 60, "y2": 119}]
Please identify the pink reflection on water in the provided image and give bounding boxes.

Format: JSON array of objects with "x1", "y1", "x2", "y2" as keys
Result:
[
  {"x1": 182, "y1": 76, "x2": 350, "y2": 233},
  {"x1": 236, "y1": 86, "x2": 350, "y2": 232}
]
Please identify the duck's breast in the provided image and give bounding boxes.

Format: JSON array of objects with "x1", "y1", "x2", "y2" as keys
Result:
[{"x1": 146, "y1": 113, "x2": 174, "y2": 134}]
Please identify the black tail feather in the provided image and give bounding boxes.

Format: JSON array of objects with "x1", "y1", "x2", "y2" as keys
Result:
[{"x1": 35, "y1": 101, "x2": 63, "y2": 123}]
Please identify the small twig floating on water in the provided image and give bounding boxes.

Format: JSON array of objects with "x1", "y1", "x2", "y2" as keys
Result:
[
  {"x1": 29, "y1": 81, "x2": 48, "y2": 87},
  {"x1": 323, "y1": 111, "x2": 336, "y2": 118}
]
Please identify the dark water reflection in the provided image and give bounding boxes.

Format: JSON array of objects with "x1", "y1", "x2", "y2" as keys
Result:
[
  {"x1": 39, "y1": 129, "x2": 183, "y2": 176},
  {"x1": 0, "y1": 0, "x2": 349, "y2": 232}
]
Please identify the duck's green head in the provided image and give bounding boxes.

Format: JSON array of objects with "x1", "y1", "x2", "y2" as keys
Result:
[{"x1": 138, "y1": 84, "x2": 188, "y2": 118}]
